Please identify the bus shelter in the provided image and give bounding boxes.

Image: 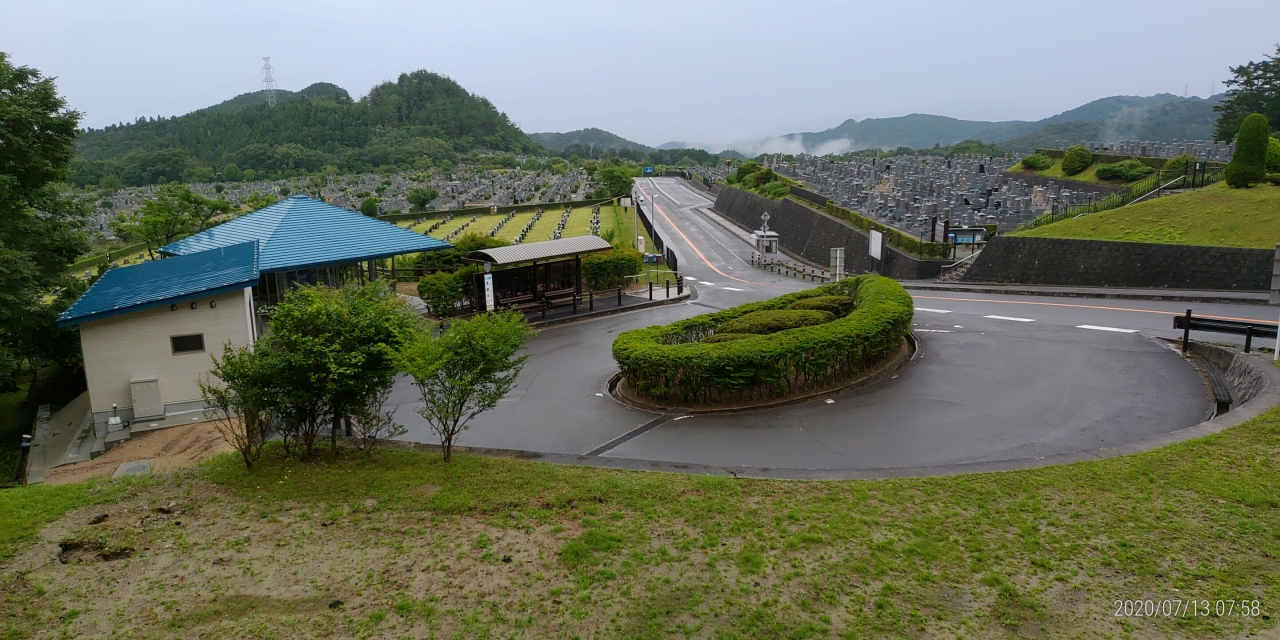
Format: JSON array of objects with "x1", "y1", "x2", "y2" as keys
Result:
[{"x1": 464, "y1": 236, "x2": 612, "y2": 312}]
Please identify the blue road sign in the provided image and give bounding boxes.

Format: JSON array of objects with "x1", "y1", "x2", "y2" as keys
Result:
[{"x1": 643, "y1": 166, "x2": 654, "y2": 175}]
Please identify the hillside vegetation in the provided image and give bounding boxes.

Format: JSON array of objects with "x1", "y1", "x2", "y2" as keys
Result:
[
  {"x1": 529, "y1": 128, "x2": 651, "y2": 152},
  {"x1": 1014, "y1": 181, "x2": 1280, "y2": 247},
  {"x1": 72, "y1": 72, "x2": 539, "y2": 186}
]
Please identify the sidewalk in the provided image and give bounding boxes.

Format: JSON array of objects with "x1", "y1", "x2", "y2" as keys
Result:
[{"x1": 902, "y1": 281, "x2": 1274, "y2": 305}]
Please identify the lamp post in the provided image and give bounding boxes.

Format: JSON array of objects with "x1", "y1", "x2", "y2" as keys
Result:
[{"x1": 635, "y1": 194, "x2": 644, "y2": 251}]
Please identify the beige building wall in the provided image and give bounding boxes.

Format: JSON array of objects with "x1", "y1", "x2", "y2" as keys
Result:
[{"x1": 79, "y1": 288, "x2": 254, "y2": 418}]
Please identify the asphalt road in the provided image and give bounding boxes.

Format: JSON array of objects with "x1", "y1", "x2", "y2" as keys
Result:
[{"x1": 389, "y1": 177, "x2": 1276, "y2": 474}]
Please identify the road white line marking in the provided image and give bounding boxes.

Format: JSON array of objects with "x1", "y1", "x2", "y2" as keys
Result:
[
  {"x1": 1077, "y1": 325, "x2": 1139, "y2": 333},
  {"x1": 699, "y1": 281, "x2": 716, "y2": 286},
  {"x1": 915, "y1": 308, "x2": 952, "y2": 313},
  {"x1": 722, "y1": 287, "x2": 744, "y2": 291},
  {"x1": 984, "y1": 315, "x2": 1035, "y2": 322},
  {"x1": 915, "y1": 329, "x2": 953, "y2": 333}
]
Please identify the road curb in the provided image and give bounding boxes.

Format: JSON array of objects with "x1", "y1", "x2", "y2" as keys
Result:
[{"x1": 903, "y1": 283, "x2": 1272, "y2": 305}]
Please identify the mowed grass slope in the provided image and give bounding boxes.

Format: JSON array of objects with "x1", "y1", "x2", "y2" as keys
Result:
[
  {"x1": 1007, "y1": 158, "x2": 1107, "y2": 184},
  {"x1": 1015, "y1": 182, "x2": 1280, "y2": 248},
  {"x1": 3, "y1": 404, "x2": 1279, "y2": 638}
]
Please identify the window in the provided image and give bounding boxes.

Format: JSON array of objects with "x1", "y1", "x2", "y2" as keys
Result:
[{"x1": 170, "y1": 334, "x2": 205, "y2": 354}]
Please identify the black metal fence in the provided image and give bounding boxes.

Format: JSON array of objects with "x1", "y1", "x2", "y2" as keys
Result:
[
  {"x1": 635, "y1": 197, "x2": 678, "y2": 271},
  {"x1": 1022, "y1": 162, "x2": 1226, "y2": 230}
]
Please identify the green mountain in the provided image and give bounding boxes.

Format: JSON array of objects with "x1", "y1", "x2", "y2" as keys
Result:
[
  {"x1": 528, "y1": 128, "x2": 650, "y2": 152},
  {"x1": 72, "y1": 71, "x2": 539, "y2": 186},
  {"x1": 774, "y1": 94, "x2": 1224, "y2": 155}
]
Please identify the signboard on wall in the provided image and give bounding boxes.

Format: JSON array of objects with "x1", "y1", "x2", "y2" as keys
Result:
[
  {"x1": 869, "y1": 230, "x2": 883, "y2": 260},
  {"x1": 483, "y1": 273, "x2": 495, "y2": 311}
]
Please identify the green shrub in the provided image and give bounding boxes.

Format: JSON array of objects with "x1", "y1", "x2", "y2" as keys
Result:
[
  {"x1": 1267, "y1": 137, "x2": 1280, "y2": 173},
  {"x1": 581, "y1": 247, "x2": 643, "y2": 289},
  {"x1": 1226, "y1": 113, "x2": 1270, "y2": 188},
  {"x1": 717, "y1": 309, "x2": 834, "y2": 335},
  {"x1": 612, "y1": 276, "x2": 913, "y2": 404},
  {"x1": 757, "y1": 181, "x2": 790, "y2": 199},
  {"x1": 1060, "y1": 145, "x2": 1093, "y2": 176},
  {"x1": 1019, "y1": 154, "x2": 1052, "y2": 171},
  {"x1": 700, "y1": 333, "x2": 756, "y2": 344},
  {"x1": 1094, "y1": 159, "x2": 1156, "y2": 183},
  {"x1": 822, "y1": 199, "x2": 950, "y2": 259},
  {"x1": 417, "y1": 271, "x2": 462, "y2": 318},
  {"x1": 1267, "y1": 173, "x2": 1280, "y2": 186},
  {"x1": 787, "y1": 295, "x2": 854, "y2": 316},
  {"x1": 1162, "y1": 153, "x2": 1196, "y2": 175}
]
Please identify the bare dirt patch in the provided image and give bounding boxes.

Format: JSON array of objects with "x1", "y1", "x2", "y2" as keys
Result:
[{"x1": 42, "y1": 421, "x2": 232, "y2": 486}]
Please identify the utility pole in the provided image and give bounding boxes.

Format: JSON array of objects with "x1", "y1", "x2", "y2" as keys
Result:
[{"x1": 262, "y1": 57, "x2": 277, "y2": 107}]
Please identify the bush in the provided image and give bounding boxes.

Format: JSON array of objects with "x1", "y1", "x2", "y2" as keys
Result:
[
  {"x1": 717, "y1": 309, "x2": 835, "y2": 335},
  {"x1": 1226, "y1": 113, "x2": 1270, "y2": 188},
  {"x1": 1060, "y1": 145, "x2": 1093, "y2": 176},
  {"x1": 757, "y1": 181, "x2": 790, "y2": 199},
  {"x1": 1162, "y1": 153, "x2": 1196, "y2": 175},
  {"x1": 1019, "y1": 154, "x2": 1052, "y2": 171},
  {"x1": 1094, "y1": 159, "x2": 1156, "y2": 183},
  {"x1": 700, "y1": 333, "x2": 755, "y2": 344},
  {"x1": 822, "y1": 199, "x2": 950, "y2": 260},
  {"x1": 417, "y1": 271, "x2": 463, "y2": 318},
  {"x1": 1267, "y1": 173, "x2": 1280, "y2": 186},
  {"x1": 612, "y1": 276, "x2": 913, "y2": 404},
  {"x1": 581, "y1": 247, "x2": 643, "y2": 289},
  {"x1": 1267, "y1": 137, "x2": 1280, "y2": 173},
  {"x1": 787, "y1": 295, "x2": 854, "y2": 316}
]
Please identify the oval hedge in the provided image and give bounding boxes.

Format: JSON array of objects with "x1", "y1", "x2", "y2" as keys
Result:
[
  {"x1": 717, "y1": 309, "x2": 834, "y2": 335},
  {"x1": 612, "y1": 275, "x2": 913, "y2": 404}
]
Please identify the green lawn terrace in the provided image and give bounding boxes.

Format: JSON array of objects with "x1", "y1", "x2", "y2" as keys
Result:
[
  {"x1": 1015, "y1": 181, "x2": 1280, "y2": 248},
  {"x1": 400, "y1": 205, "x2": 654, "y2": 248}
]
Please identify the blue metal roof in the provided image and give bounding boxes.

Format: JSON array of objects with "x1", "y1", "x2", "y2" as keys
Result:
[
  {"x1": 159, "y1": 195, "x2": 451, "y2": 272},
  {"x1": 58, "y1": 242, "x2": 259, "y2": 327}
]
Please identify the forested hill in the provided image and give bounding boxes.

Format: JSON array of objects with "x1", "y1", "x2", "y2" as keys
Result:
[
  {"x1": 72, "y1": 71, "x2": 540, "y2": 187},
  {"x1": 528, "y1": 128, "x2": 651, "y2": 152}
]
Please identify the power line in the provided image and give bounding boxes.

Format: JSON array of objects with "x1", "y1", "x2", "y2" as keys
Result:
[{"x1": 262, "y1": 57, "x2": 277, "y2": 107}]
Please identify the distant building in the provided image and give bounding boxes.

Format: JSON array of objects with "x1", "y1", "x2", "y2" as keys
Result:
[{"x1": 57, "y1": 195, "x2": 450, "y2": 439}]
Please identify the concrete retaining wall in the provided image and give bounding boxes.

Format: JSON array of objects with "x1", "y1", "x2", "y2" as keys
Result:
[
  {"x1": 963, "y1": 236, "x2": 1275, "y2": 290},
  {"x1": 713, "y1": 187, "x2": 948, "y2": 280}
]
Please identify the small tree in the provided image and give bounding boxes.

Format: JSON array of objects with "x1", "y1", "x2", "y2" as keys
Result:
[
  {"x1": 1225, "y1": 113, "x2": 1270, "y2": 188},
  {"x1": 417, "y1": 271, "x2": 463, "y2": 318},
  {"x1": 1019, "y1": 154, "x2": 1052, "y2": 171},
  {"x1": 401, "y1": 310, "x2": 534, "y2": 462},
  {"x1": 1060, "y1": 145, "x2": 1093, "y2": 176},
  {"x1": 1266, "y1": 136, "x2": 1280, "y2": 173},
  {"x1": 407, "y1": 186, "x2": 439, "y2": 211},
  {"x1": 360, "y1": 197, "x2": 379, "y2": 217},
  {"x1": 349, "y1": 384, "x2": 404, "y2": 454},
  {"x1": 200, "y1": 343, "x2": 279, "y2": 469}
]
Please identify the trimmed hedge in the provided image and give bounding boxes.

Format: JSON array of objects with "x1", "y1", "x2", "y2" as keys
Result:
[
  {"x1": 787, "y1": 295, "x2": 854, "y2": 316},
  {"x1": 1094, "y1": 159, "x2": 1156, "y2": 183},
  {"x1": 718, "y1": 309, "x2": 834, "y2": 335},
  {"x1": 582, "y1": 248, "x2": 643, "y2": 289},
  {"x1": 1061, "y1": 145, "x2": 1093, "y2": 176},
  {"x1": 700, "y1": 333, "x2": 755, "y2": 344},
  {"x1": 1019, "y1": 154, "x2": 1053, "y2": 171},
  {"x1": 612, "y1": 275, "x2": 913, "y2": 404}
]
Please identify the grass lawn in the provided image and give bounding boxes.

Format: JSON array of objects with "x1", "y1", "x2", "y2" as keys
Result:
[
  {"x1": 3, "y1": 402, "x2": 1278, "y2": 638},
  {"x1": 1015, "y1": 182, "x2": 1280, "y2": 248},
  {"x1": 1007, "y1": 159, "x2": 1108, "y2": 184}
]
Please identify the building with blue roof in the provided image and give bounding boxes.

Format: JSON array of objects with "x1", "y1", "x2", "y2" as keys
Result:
[{"x1": 58, "y1": 195, "x2": 450, "y2": 438}]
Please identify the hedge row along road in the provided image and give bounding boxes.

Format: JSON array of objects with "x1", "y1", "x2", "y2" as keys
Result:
[
  {"x1": 612, "y1": 276, "x2": 912, "y2": 405},
  {"x1": 383, "y1": 178, "x2": 1275, "y2": 478}
]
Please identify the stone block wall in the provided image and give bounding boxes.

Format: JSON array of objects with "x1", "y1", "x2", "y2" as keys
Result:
[
  {"x1": 963, "y1": 236, "x2": 1274, "y2": 290},
  {"x1": 713, "y1": 187, "x2": 948, "y2": 280}
]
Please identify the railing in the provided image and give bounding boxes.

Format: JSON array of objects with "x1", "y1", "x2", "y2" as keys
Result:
[
  {"x1": 750, "y1": 253, "x2": 831, "y2": 283},
  {"x1": 1021, "y1": 163, "x2": 1225, "y2": 230}
]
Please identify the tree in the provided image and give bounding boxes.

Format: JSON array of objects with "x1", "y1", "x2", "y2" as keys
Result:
[
  {"x1": 200, "y1": 343, "x2": 279, "y2": 469},
  {"x1": 110, "y1": 184, "x2": 231, "y2": 258},
  {"x1": 401, "y1": 310, "x2": 534, "y2": 462},
  {"x1": 594, "y1": 164, "x2": 638, "y2": 198},
  {"x1": 0, "y1": 53, "x2": 91, "y2": 390},
  {"x1": 349, "y1": 385, "x2": 404, "y2": 454},
  {"x1": 1267, "y1": 137, "x2": 1280, "y2": 173},
  {"x1": 1214, "y1": 45, "x2": 1279, "y2": 142},
  {"x1": 1225, "y1": 113, "x2": 1270, "y2": 188},
  {"x1": 221, "y1": 163, "x2": 244, "y2": 182},
  {"x1": 417, "y1": 271, "x2": 463, "y2": 318},
  {"x1": 360, "y1": 196, "x2": 379, "y2": 217},
  {"x1": 406, "y1": 186, "x2": 439, "y2": 211},
  {"x1": 262, "y1": 282, "x2": 422, "y2": 459},
  {"x1": 1060, "y1": 145, "x2": 1093, "y2": 176}
]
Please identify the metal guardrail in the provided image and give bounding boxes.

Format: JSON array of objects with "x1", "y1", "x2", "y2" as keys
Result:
[{"x1": 1174, "y1": 310, "x2": 1278, "y2": 354}]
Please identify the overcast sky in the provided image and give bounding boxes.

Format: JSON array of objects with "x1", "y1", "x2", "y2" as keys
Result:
[{"x1": 4, "y1": 0, "x2": 1279, "y2": 147}]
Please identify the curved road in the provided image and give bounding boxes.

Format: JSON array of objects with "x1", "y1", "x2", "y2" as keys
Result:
[{"x1": 390, "y1": 178, "x2": 1276, "y2": 475}]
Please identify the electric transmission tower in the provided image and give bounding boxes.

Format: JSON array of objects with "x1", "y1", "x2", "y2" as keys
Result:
[{"x1": 261, "y1": 57, "x2": 277, "y2": 107}]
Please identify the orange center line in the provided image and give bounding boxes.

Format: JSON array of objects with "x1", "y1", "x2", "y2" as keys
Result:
[
  {"x1": 912, "y1": 295, "x2": 1276, "y2": 324},
  {"x1": 636, "y1": 185, "x2": 792, "y2": 290}
]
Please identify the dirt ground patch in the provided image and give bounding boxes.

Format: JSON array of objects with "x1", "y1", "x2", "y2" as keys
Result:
[{"x1": 42, "y1": 421, "x2": 232, "y2": 486}]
